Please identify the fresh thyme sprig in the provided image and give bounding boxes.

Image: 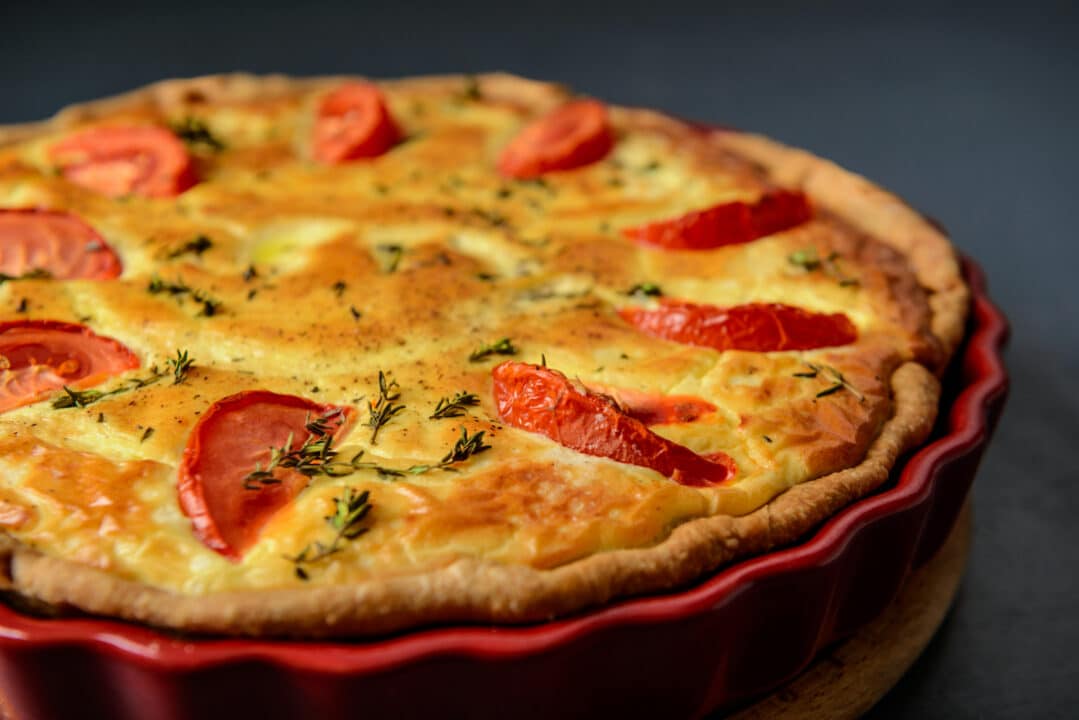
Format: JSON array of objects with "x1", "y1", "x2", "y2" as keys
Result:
[
  {"x1": 244, "y1": 413, "x2": 491, "y2": 487},
  {"x1": 167, "y1": 349, "x2": 195, "y2": 385},
  {"x1": 788, "y1": 248, "x2": 860, "y2": 287},
  {"x1": 365, "y1": 371, "x2": 404, "y2": 444},
  {"x1": 52, "y1": 370, "x2": 160, "y2": 409},
  {"x1": 469, "y1": 337, "x2": 517, "y2": 362},
  {"x1": 351, "y1": 427, "x2": 492, "y2": 477},
  {"x1": 242, "y1": 409, "x2": 351, "y2": 489},
  {"x1": 148, "y1": 275, "x2": 222, "y2": 317},
  {"x1": 170, "y1": 117, "x2": 226, "y2": 152},
  {"x1": 626, "y1": 282, "x2": 663, "y2": 298},
  {"x1": 429, "y1": 391, "x2": 480, "y2": 419},
  {"x1": 165, "y1": 235, "x2": 213, "y2": 259},
  {"x1": 51, "y1": 348, "x2": 197, "y2": 409},
  {"x1": 794, "y1": 362, "x2": 865, "y2": 402},
  {"x1": 287, "y1": 487, "x2": 372, "y2": 580}
]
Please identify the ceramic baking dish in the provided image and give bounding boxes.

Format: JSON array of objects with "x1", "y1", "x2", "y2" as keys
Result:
[{"x1": 0, "y1": 257, "x2": 1008, "y2": 720}]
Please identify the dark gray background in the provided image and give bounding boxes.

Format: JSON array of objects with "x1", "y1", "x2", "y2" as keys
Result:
[{"x1": 3, "y1": 1, "x2": 1077, "y2": 716}]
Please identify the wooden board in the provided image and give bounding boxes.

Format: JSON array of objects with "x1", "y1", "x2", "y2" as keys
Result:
[{"x1": 728, "y1": 499, "x2": 972, "y2": 719}]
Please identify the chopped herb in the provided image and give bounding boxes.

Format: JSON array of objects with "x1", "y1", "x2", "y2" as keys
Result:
[
  {"x1": 97, "y1": 412, "x2": 105, "y2": 423},
  {"x1": 140, "y1": 427, "x2": 155, "y2": 443},
  {"x1": 795, "y1": 362, "x2": 865, "y2": 402},
  {"x1": 470, "y1": 208, "x2": 508, "y2": 228},
  {"x1": 458, "y1": 75, "x2": 482, "y2": 102},
  {"x1": 242, "y1": 265, "x2": 258, "y2": 282},
  {"x1": 495, "y1": 187, "x2": 513, "y2": 199},
  {"x1": 15, "y1": 298, "x2": 28, "y2": 313},
  {"x1": 349, "y1": 305, "x2": 363, "y2": 321},
  {"x1": 626, "y1": 282, "x2": 663, "y2": 298},
  {"x1": 170, "y1": 117, "x2": 225, "y2": 152},
  {"x1": 331, "y1": 280, "x2": 347, "y2": 297},
  {"x1": 469, "y1": 337, "x2": 517, "y2": 362},
  {"x1": 286, "y1": 487, "x2": 373, "y2": 577},
  {"x1": 375, "y1": 244, "x2": 403, "y2": 273},
  {"x1": 365, "y1": 371, "x2": 404, "y2": 444},
  {"x1": 165, "y1": 235, "x2": 213, "y2": 259},
  {"x1": 430, "y1": 391, "x2": 480, "y2": 419},
  {"x1": 763, "y1": 435, "x2": 773, "y2": 443},
  {"x1": 148, "y1": 275, "x2": 222, "y2": 317},
  {"x1": 641, "y1": 160, "x2": 662, "y2": 172},
  {"x1": 788, "y1": 248, "x2": 860, "y2": 287}
]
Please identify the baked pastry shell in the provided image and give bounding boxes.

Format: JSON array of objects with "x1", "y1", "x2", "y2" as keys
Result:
[{"x1": 0, "y1": 256, "x2": 1008, "y2": 718}]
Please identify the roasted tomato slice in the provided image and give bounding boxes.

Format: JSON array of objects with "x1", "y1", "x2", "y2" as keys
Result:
[
  {"x1": 0, "y1": 209, "x2": 122, "y2": 280},
  {"x1": 0, "y1": 320, "x2": 139, "y2": 412},
  {"x1": 497, "y1": 99, "x2": 614, "y2": 179},
  {"x1": 312, "y1": 82, "x2": 401, "y2": 164},
  {"x1": 177, "y1": 391, "x2": 356, "y2": 560},
  {"x1": 623, "y1": 190, "x2": 811, "y2": 250},
  {"x1": 492, "y1": 362, "x2": 734, "y2": 487},
  {"x1": 584, "y1": 382, "x2": 716, "y2": 425},
  {"x1": 49, "y1": 126, "x2": 197, "y2": 198},
  {"x1": 619, "y1": 299, "x2": 857, "y2": 352}
]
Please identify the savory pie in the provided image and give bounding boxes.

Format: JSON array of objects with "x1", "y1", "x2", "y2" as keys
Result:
[{"x1": 0, "y1": 73, "x2": 967, "y2": 636}]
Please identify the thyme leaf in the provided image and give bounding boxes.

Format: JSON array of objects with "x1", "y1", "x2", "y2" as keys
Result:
[
  {"x1": 788, "y1": 248, "x2": 860, "y2": 287},
  {"x1": 626, "y1": 282, "x2": 663, "y2": 298},
  {"x1": 170, "y1": 117, "x2": 226, "y2": 152},
  {"x1": 429, "y1": 391, "x2": 479, "y2": 419},
  {"x1": 165, "y1": 235, "x2": 213, "y2": 259},
  {"x1": 469, "y1": 337, "x2": 517, "y2": 362}
]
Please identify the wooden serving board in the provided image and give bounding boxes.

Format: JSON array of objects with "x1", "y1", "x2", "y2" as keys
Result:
[{"x1": 727, "y1": 500, "x2": 972, "y2": 719}]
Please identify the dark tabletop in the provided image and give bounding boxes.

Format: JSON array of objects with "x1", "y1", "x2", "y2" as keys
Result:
[{"x1": 3, "y1": 1, "x2": 1077, "y2": 716}]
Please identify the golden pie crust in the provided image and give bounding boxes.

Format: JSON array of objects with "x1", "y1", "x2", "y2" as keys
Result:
[{"x1": 0, "y1": 73, "x2": 966, "y2": 636}]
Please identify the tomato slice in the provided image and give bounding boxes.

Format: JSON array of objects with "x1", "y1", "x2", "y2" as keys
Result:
[
  {"x1": 497, "y1": 99, "x2": 614, "y2": 179},
  {"x1": 50, "y1": 126, "x2": 197, "y2": 198},
  {"x1": 312, "y1": 82, "x2": 401, "y2": 164},
  {"x1": 622, "y1": 190, "x2": 811, "y2": 250},
  {"x1": 0, "y1": 320, "x2": 139, "y2": 412},
  {"x1": 177, "y1": 391, "x2": 356, "y2": 560},
  {"x1": 619, "y1": 300, "x2": 857, "y2": 352},
  {"x1": 584, "y1": 383, "x2": 716, "y2": 425},
  {"x1": 492, "y1": 362, "x2": 734, "y2": 487},
  {"x1": 0, "y1": 209, "x2": 122, "y2": 280}
]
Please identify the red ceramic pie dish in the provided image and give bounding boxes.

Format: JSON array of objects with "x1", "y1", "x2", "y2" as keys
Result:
[{"x1": 0, "y1": 257, "x2": 1008, "y2": 720}]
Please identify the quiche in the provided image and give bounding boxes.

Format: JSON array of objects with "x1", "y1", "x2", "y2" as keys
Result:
[{"x1": 0, "y1": 73, "x2": 967, "y2": 637}]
